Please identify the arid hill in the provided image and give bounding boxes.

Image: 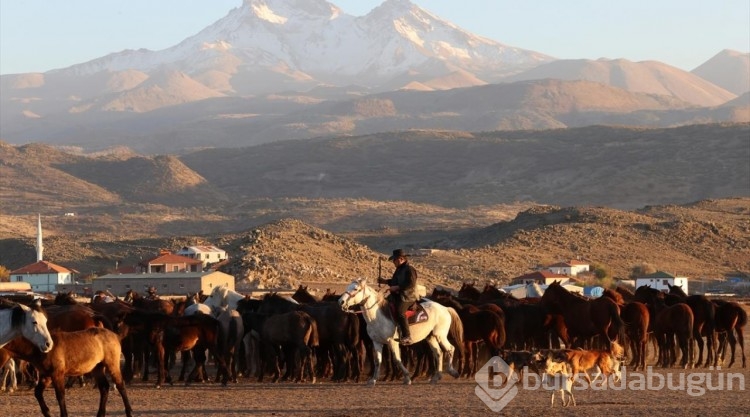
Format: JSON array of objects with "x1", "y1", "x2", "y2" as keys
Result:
[{"x1": 2, "y1": 198, "x2": 747, "y2": 294}]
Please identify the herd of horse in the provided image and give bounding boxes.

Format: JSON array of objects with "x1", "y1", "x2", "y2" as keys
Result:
[{"x1": 0, "y1": 278, "x2": 747, "y2": 415}]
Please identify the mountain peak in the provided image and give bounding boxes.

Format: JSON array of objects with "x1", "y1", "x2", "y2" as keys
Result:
[{"x1": 243, "y1": 0, "x2": 340, "y2": 20}]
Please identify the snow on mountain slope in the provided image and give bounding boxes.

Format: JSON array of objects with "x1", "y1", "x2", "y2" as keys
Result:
[{"x1": 50, "y1": 0, "x2": 551, "y2": 88}]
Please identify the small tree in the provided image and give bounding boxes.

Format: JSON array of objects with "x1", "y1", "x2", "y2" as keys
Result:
[
  {"x1": 630, "y1": 262, "x2": 656, "y2": 278},
  {"x1": 0, "y1": 265, "x2": 9, "y2": 282}
]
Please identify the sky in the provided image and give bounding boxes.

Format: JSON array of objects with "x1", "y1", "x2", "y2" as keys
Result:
[{"x1": 0, "y1": 0, "x2": 748, "y2": 75}]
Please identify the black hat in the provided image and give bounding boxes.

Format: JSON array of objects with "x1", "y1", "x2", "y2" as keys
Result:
[{"x1": 388, "y1": 249, "x2": 408, "y2": 261}]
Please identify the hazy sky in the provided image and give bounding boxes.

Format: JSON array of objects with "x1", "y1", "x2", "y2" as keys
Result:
[{"x1": 1, "y1": 0, "x2": 748, "y2": 75}]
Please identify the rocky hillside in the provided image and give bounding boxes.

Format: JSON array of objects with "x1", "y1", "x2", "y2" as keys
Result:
[{"x1": 3, "y1": 198, "x2": 747, "y2": 294}]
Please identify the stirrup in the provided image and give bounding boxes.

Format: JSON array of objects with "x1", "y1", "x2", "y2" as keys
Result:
[{"x1": 400, "y1": 336, "x2": 413, "y2": 345}]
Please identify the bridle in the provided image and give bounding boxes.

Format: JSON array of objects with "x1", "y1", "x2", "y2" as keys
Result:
[{"x1": 341, "y1": 283, "x2": 379, "y2": 311}]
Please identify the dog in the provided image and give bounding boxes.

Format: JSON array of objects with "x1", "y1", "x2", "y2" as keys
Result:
[
  {"x1": 542, "y1": 354, "x2": 576, "y2": 407},
  {"x1": 544, "y1": 341, "x2": 624, "y2": 385},
  {"x1": 498, "y1": 350, "x2": 543, "y2": 383}
]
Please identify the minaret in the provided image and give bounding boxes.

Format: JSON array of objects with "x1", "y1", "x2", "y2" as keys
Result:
[{"x1": 36, "y1": 214, "x2": 44, "y2": 262}]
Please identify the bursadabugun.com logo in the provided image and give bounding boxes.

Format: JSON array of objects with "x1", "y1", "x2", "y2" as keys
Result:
[
  {"x1": 475, "y1": 356, "x2": 746, "y2": 411},
  {"x1": 474, "y1": 356, "x2": 519, "y2": 412}
]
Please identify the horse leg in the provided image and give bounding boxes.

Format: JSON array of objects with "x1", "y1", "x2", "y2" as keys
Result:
[
  {"x1": 34, "y1": 376, "x2": 53, "y2": 417},
  {"x1": 436, "y1": 333, "x2": 459, "y2": 379},
  {"x1": 737, "y1": 328, "x2": 746, "y2": 368},
  {"x1": 386, "y1": 339, "x2": 412, "y2": 385},
  {"x1": 368, "y1": 342, "x2": 384, "y2": 385},
  {"x1": 51, "y1": 374, "x2": 69, "y2": 417},
  {"x1": 727, "y1": 329, "x2": 738, "y2": 368},
  {"x1": 91, "y1": 365, "x2": 110, "y2": 417}
]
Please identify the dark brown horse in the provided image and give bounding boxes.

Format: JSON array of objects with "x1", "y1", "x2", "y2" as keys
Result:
[
  {"x1": 603, "y1": 289, "x2": 650, "y2": 370},
  {"x1": 541, "y1": 281, "x2": 625, "y2": 349},
  {"x1": 124, "y1": 290, "x2": 175, "y2": 315},
  {"x1": 634, "y1": 285, "x2": 695, "y2": 368},
  {"x1": 291, "y1": 285, "x2": 320, "y2": 304},
  {"x1": 666, "y1": 283, "x2": 717, "y2": 367},
  {"x1": 458, "y1": 282, "x2": 482, "y2": 302},
  {"x1": 4, "y1": 327, "x2": 133, "y2": 417},
  {"x1": 433, "y1": 295, "x2": 506, "y2": 377},
  {"x1": 712, "y1": 299, "x2": 747, "y2": 368}
]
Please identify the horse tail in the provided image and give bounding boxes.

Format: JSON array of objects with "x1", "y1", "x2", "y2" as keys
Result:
[
  {"x1": 447, "y1": 307, "x2": 465, "y2": 356},
  {"x1": 609, "y1": 301, "x2": 627, "y2": 344},
  {"x1": 737, "y1": 303, "x2": 748, "y2": 329},
  {"x1": 304, "y1": 314, "x2": 319, "y2": 348}
]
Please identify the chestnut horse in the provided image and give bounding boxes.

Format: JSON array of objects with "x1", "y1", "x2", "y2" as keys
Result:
[{"x1": 3, "y1": 327, "x2": 133, "y2": 417}]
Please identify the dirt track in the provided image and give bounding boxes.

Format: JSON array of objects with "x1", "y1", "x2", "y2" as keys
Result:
[{"x1": 2, "y1": 365, "x2": 748, "y2": 417}]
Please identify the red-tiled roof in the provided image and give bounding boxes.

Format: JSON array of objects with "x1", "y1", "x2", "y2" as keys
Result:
[
  {"x1": 11, "y1": 260, "x2": 76, "y2": 275},
  {"x1": 141, "y1": 253, "x2": 203, "y2": 266},
  {"x1": 512, "y1": 270, "x2": 568, "y2": 282}
]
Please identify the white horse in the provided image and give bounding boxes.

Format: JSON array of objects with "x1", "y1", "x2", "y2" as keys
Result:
[
  {"x1": 338, "y1": 278, "x2": 461, "y2": 385},
  {"x1": 0, "y1": 302, "x2": 54, "y2": 352},
  {"x1": 204, "y1": 285, "x2": 246, "y2": 311},
  {"x1": 526, "y1": 282, "x2": 545, "y2": 298}
]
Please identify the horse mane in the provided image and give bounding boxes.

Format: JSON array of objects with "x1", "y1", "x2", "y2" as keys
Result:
[
  {"x1": 10, "y1": 305, "x2": 25, "y2": 329},
  {"x1": 601, "y1": 288, "x2": 624, "y2": 305}
]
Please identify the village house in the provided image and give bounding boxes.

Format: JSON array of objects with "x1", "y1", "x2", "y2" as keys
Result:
[
  {"x1": 509, "y1": 270, "x2": 576, "y2": 286},
  {"x1": 635, "y1": 271, "x2": 689, "y2": 294},
  {"x1": 10, "y1": 260, "x2": 77, "y2": 293},
  {"x1": 137, "y1": 249, "x2": 203, "y2": 273},
  {"x1": 546, "y1": 260, "x2": 590, "y2": 277},
  {"x1": 175, "y1": 245, "x2": 228, "y2": 267}
]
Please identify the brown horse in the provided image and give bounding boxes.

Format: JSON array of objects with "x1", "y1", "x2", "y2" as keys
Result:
[
  {"x1": 255, "y1": 310, "x2": 319, "y2": 383},
  {"x1": 541, "y1": 281, "x2": 625, "y2": 349},
  {"x1": 602, "y1": 289, "x2": 650, "y2": 371},
  {"x1": 634, "y1": 285, "x2": 695, "y2": 368},
  {"x1": 292, "y1": 285, "x2": 320, "y2": 304},
  {"x1": 666, "y1": 284, "x2": 717, "y2": 367},
  {"x1": 124, "y1": 290, "x2": 175, "y2": 315},
  {"x1": 433, "y1": 295, "x2": 506, "y2": 377},
  {"x1": 712, "y1": 299, "x2": 747, "y2": 368},
  {"x1": 4, "y1": 327, "x2": 133, "y2": 417}
]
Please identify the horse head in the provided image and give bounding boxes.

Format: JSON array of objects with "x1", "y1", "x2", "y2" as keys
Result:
[
  {"x1": 338, "y1": 279, "x2": 370, "y2": 312},
  {"x1": 19, "y1": 303, "x2": 54, "y2": 353}
]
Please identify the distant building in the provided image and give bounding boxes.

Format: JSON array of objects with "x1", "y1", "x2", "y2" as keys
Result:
[
  {"x1": 175, "y1": 245, "x2": 228, "y2": 267},
  {"x1": 510, "y1": 270, "x2": 574, "y2": 286},
  {"x1": 10, "y1": 260, "x2": 77, "y2": 293},
  {"x1": 138, "y1": 250, "x2": 203, "y2": 273},
  {"x1": 635, "y1": 271, "x2": 689, "y2": 294},
  {"x1": 547, "y1": 260, "x2": 590, "y2": 277},
  {"x1": 92, "y1": 271, "x2": 235, "y2": 297}
]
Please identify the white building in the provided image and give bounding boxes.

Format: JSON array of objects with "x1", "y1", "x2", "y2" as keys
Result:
[
  {"x1": 547, "y1": 260, "x2": 590, "y2": 277},
  {"x1": 175, "y1": 245, "x2": 228, "y2": 267},
  {"x1": 10, "y1": 260, "x2": 76, "y2": 293},
  {"x1": 635, "y1": 271, "x2": 689, "y2": 294}
]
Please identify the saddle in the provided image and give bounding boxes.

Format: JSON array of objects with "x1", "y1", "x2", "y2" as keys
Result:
[{"x1": 388, "y1": 299, "x2": 429, "y2": 325}]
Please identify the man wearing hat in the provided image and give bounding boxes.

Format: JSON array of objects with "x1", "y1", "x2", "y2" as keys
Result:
[{"x1": 378, "y1": 249, "x2": 418, "y2": 345}]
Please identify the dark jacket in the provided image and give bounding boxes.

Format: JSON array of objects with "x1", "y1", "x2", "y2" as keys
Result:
[{"x1": 387, "y1": 262, "x2": 418, "y2": 303}]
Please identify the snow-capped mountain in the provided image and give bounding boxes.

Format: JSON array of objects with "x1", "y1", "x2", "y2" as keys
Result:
[{"x1": 52, "y1": 0, "x2": 551, "y2": 91}]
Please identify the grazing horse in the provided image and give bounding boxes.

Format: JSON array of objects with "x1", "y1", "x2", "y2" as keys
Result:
[
  {"x1": 541, "y1": 281, "x2": 625, "y2": 349},
  {"x1": 4, "y1": 327, "x2": 133, "y2": 417},
  {"x1": 338, "y1": 279, "x2": 461, "y2": 385},
  {"x1": 0, "y1": 300, "x2": 54, "y2": 352}
]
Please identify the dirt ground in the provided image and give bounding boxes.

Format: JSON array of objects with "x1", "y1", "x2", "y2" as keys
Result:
[{"x1": 2, "y1": 362, "x2": 748, "y2": 417}]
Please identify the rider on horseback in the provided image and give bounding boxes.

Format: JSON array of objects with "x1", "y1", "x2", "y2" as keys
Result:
[{"x1": 378, "y1": 249, "x2": 418, "y2": 345}]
